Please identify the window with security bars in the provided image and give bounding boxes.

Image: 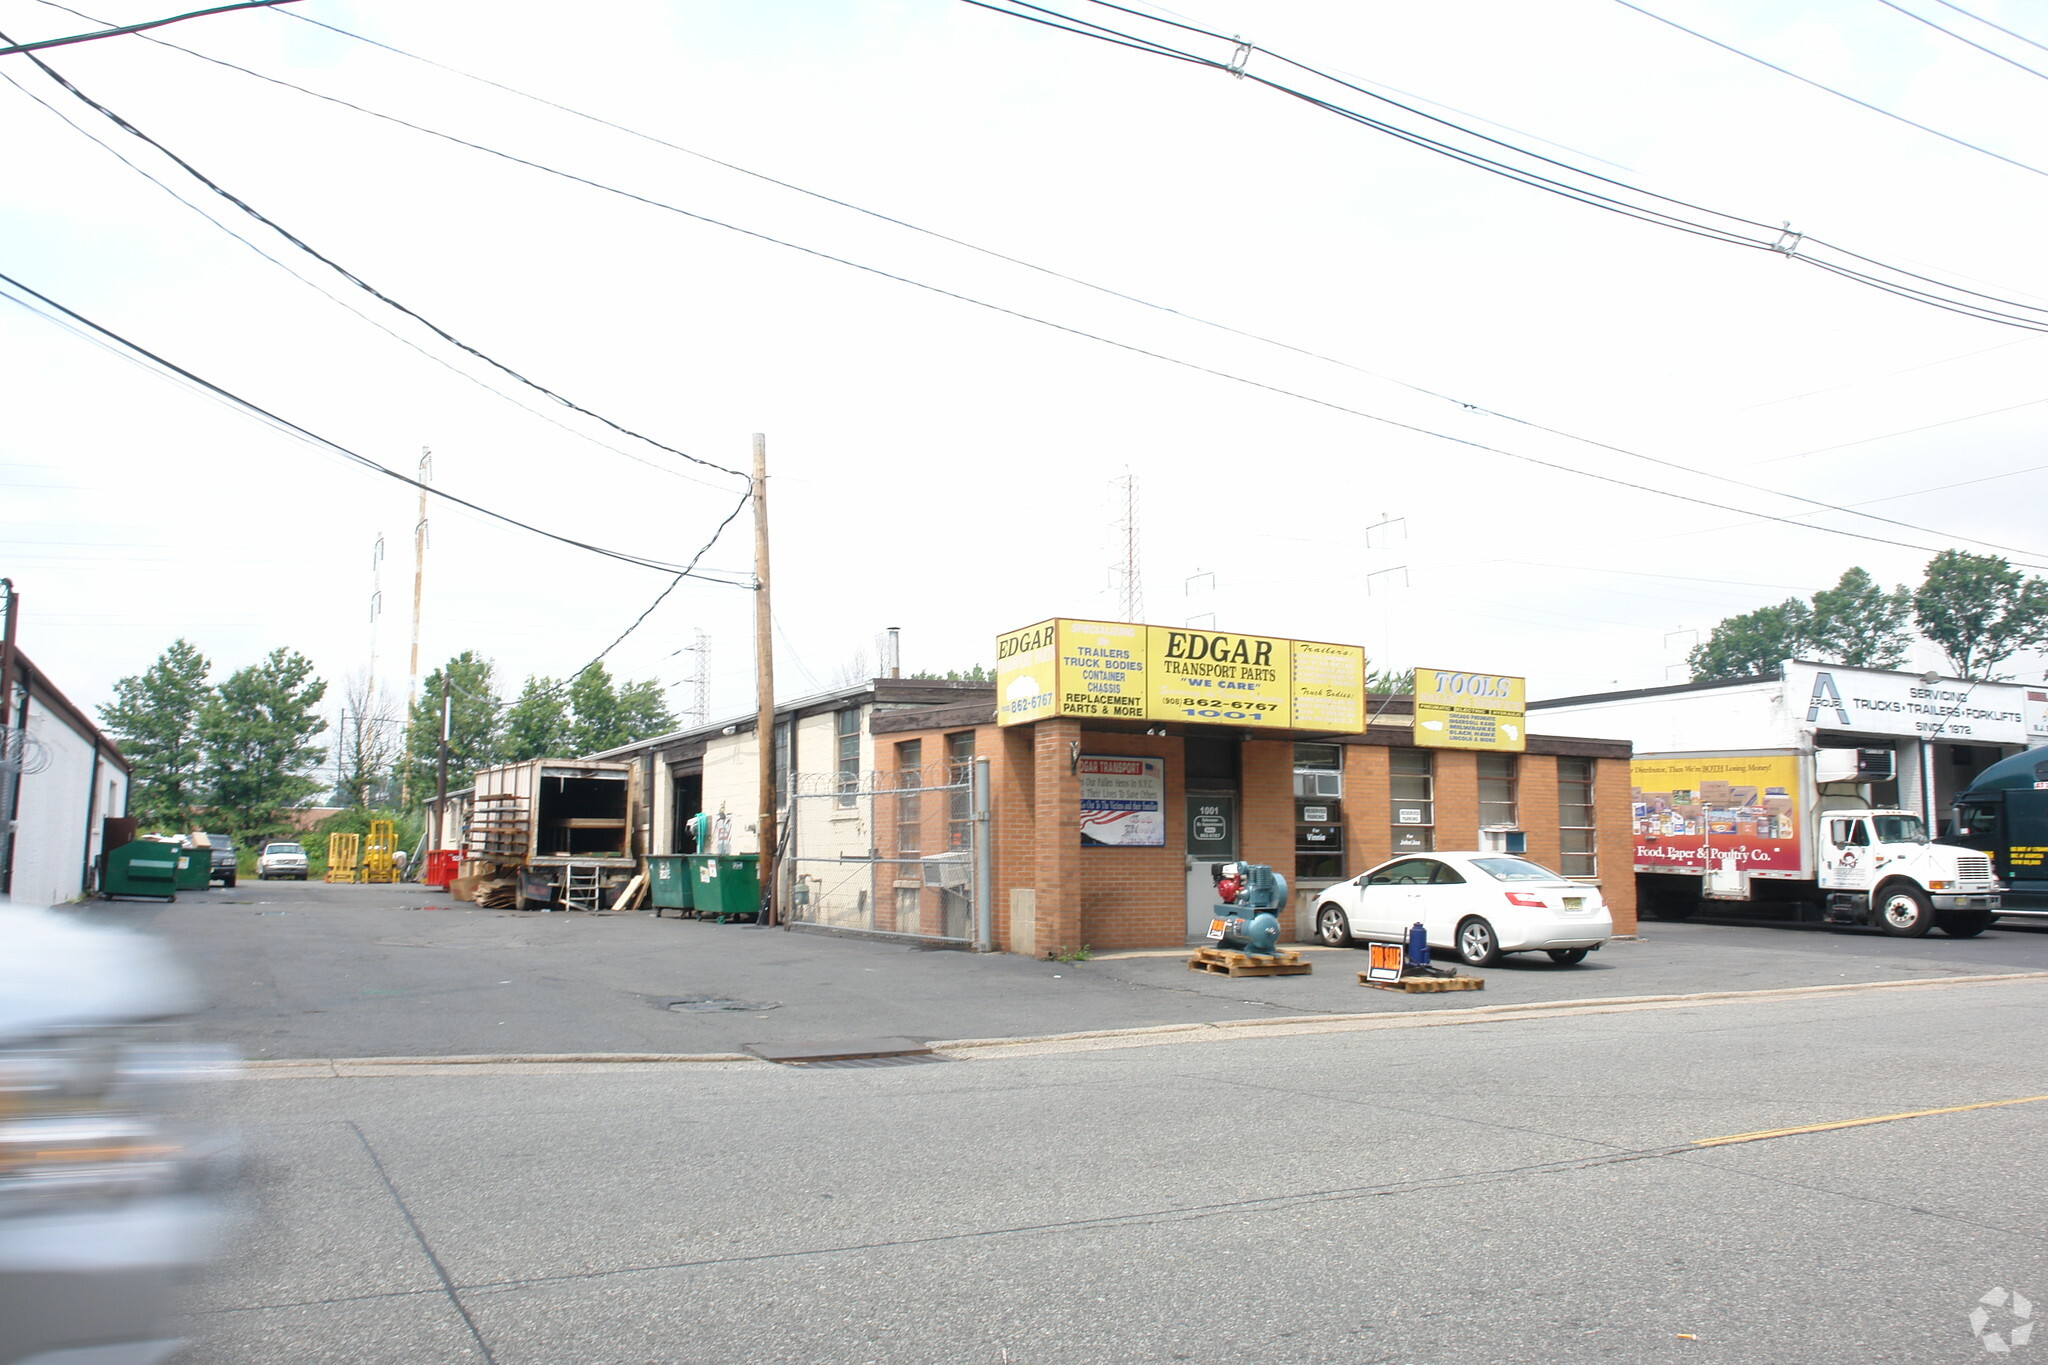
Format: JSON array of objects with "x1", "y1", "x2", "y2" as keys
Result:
[
  {"x1": 1557, "y1": 756, "x2": 1596, "y2": 878},
  {"x1": 1390, "y1": 748, "x2": 1433, "y2": 853},
  {"x1": 1478, "y1": 752, "x2": 1517, "y2": 830},
  {"x1": 835, "y1": 710, "x2": 860, "y2": 807},
  {"x1": 946, "y1": 731, "x2": 975, "y2": 851},
  {"x1": 895, "y1": 740, "x2": 922, "y2": 857}
]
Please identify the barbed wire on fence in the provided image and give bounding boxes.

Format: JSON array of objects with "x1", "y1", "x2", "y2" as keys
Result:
[{"x1": 789, "y1": 760, "x2": 971, "y2": 796}]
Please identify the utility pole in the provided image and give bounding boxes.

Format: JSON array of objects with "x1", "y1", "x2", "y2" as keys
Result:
[
  {"x1": 752, "y1": 433, "x2": 779, "y2": 927},
  {"x1": 434, "y1": 676, "x2": 451, "y2": 853},
  {"x1": 402, "y1": 449, "x2": 431, "y2": 805},
  {"x1": 0, "y1": 580, "x2": 18, "y2": 896}
]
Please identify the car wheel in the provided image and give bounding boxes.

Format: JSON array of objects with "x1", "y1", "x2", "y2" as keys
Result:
[
  {"x1": 1938, "y1": 911, "x2": 1995, "y2": 938},
  {"x1": 1876, "y1": 885, "x2": 1935, "y2": 937},
  {"x1": 1315, "y1": 904, "x2": 1354, "y2": 948},
  {"x1": 1456, "y1": 917, "x2": 1501, "y2": 967},
  {"x1": 1547, "y1": 948, "x2": 1590, "y2": 965}
]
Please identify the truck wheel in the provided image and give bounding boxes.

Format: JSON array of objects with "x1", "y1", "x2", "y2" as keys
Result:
[
  {"x1": 1876, "y1": 885, "x2": 1936, "y2": 937},
  {"x1": 1315, "y1": 904, "x2": 1354, "y2": 947},
  {"x1": 1938, "y1": 911, "x2": 1995, "y2": 938},
  {"x1": 224, "y1": 873, "x2": 236, "y2": 888}
]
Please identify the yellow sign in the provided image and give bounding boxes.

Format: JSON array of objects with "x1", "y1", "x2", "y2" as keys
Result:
[
  {"x1": 1413, "y1": 668, "x2": 1526, "y2": 751},
  {"x1": 995, "y1": 620, "x2": 1366, "y2": 730}
]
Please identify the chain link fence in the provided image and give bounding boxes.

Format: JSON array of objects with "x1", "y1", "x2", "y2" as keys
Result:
[{"x1": 785, "y1": 759, "x2": 984, "y2": 945}]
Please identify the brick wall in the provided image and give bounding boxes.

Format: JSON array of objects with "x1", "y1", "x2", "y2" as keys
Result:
[
  {"x1": 1033, "y1": 718, "x2": 1084, "y2": 954},
  {"x1": 1076, "y1": 732, "x2": 1186, "y2": 952},
  {"x1": 1595, "y1": 756, "x2": 1639, "y2": 933}
]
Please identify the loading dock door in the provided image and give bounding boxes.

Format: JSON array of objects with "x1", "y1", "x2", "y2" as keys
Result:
[{"x1": 1185, "y1": 794, "x2": 1237, "y2": 940}]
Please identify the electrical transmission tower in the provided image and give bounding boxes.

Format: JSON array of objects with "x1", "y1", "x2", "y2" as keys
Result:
[
  {"x1": 681, "y1": 629, "x2": 710, "y2": 727},
  {"x1": 1111, "y1": 471, "x2": 1144, "y2": 622}
]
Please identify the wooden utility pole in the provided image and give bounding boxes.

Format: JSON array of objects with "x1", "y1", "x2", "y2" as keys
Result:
[{"x1": 752, "y1": 433, "x2": 778, "y2": 926}]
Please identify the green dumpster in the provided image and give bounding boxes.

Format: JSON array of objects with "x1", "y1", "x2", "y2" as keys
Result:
[
  {"x1": 688, "y1": 854, "x2": 759, "y2": 923},
  {"x1": 102, "y1": 838, "x2": 181, "y2": 902},
  {"x1": 174, "y1": 842, "x2": 214, "y2": 891},
  {"x1": 646, "y1": 855, "x2": 694, "y2": 917}
]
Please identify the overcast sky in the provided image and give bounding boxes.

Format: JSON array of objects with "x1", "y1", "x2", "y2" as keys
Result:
[{"x1": 6, "y1": 0, "x2": 2047, "y2": 739}]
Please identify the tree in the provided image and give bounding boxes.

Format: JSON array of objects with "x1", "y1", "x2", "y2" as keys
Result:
[
  {"x1": 335, "y1": 672, "x2": 404, "y2": 808},
  {"x1": 1808, "y1": 567, "x2": 1913, "y2": 670},
  {"x1": 97, "y1": 639, "x2": 212, "y2": 829},
  {"x1": 499, "y1": 676, "x2": 572, "y2": 762},
  {"x1": 907, "y1": 665, "x2": 991, "y2": 682},
  {"x1": 1367, "y1": 667, "x2": 1415, "y2": 694},
  {"x1": 1913, "y1": 550, "x2": 2048, "y2": 679},
  {"x1": 613, "y1": 677, "x2": 675, "y2": 742},
  {"x1": 198, "y1": 648, "x2": 328, "y2": 843},
  {"x1": 402, "y1": 652, "x2": 501, "y2": 797},
  {"x1": 1689, "y1": 566, "x2": 1913, "y2": 681}
]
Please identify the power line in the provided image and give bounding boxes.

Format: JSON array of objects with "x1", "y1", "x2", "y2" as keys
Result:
[
  {"x1": 1932, "y1": 0, "x2": 2048, "y2": 55},
  {"x1": 0, "y1": 0, "x2": 292, "y2": 55},
  {"x1": 65, "y1": 7, "x2": 2048, "y2": 563},
  {"x1": 0, "y1": 68, "x2": 733, "y2": 495},
  {"x1": 0, "y1": 29, "x2": 747, "y2": 486},
  {"x1": 0, "y1": 268, "x2": 753, "y2": 580},
  {"x1": 1023, "y1": 0, "x2": 2048, "y2": 330},
  {"x1": 1610, "y1": 0, "x2": 2048, "y2": 178},
  {"x1": 1878, "y1": 0, "x2": 2048, "y2": 81},
  {"x1": 23, "y1": 5, "x2": 2048, "y2": 567}
]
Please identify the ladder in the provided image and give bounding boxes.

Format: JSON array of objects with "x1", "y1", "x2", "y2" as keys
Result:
[{"x1": 561, "y1": 862, "x2": 603, "y2": 912}]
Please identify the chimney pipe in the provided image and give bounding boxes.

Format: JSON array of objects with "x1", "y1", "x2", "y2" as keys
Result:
[{"x1": 886, "y1": 626, "x2": 901, "y2": 679}]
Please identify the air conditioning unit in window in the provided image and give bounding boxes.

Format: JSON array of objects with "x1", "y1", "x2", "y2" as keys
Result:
[
  {"x1": 1293, "y1": 771, "x2": 1342, "y2": 799},
  {"x1": 1479, "y1": 826, "x2": 1525, "y2": 854}
]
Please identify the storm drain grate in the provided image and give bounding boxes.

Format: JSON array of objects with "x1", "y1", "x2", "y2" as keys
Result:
[
  {"x1": 667, "y1": 998, "x2": 781, "y2": 1013},
  {"x1": 778, "y1": 1053, "x2": 954, "y2": 1070}
]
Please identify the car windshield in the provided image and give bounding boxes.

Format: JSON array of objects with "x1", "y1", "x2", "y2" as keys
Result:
[
  {"x1": 1470, "y1": 856, "x2": 1566, "y2": 883},
  {"x1": 266, "y1": 843, "x2": 305, "y2": 855},
  {"x1": 1871, "y1": 815, "x2": 1928, "y2": 845}
]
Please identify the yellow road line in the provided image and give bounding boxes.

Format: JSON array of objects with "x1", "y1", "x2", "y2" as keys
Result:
[{"x1": 1693, "y1": 1093, "x2": 2048, "y2": 1148}]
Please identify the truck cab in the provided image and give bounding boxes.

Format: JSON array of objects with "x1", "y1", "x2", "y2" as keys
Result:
[
  {"x1": 1945, "y1": 747, "x2": 2048, "y2": 921},
  {"x1": 1817, "y1": 809, "x2": 2000, "y2": 937}
]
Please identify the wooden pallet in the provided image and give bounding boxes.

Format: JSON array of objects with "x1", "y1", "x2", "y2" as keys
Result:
[
  {"x1": 1359, "y1": 971, "x2": 1484, "y2": 992},
  {"x1": 1188, "y1": 947, "x2": 1313, "y2": 977}
]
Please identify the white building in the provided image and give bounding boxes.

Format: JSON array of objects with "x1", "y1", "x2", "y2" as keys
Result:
[
  {"x1": 3, "y1": 649, "x2": 131, "y2": 907},
  {"x1": 1531, "y1": 660, "x2": 2048, "y2": 828}
]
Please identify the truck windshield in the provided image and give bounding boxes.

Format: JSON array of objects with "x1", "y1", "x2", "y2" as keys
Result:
[{"x1": 1871, "y1": 815, "x2": 1928, "y2": 845}]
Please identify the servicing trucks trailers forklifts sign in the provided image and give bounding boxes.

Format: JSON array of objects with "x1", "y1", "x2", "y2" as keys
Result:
[{"x1": 995, "y1": 619, "x2": 1366, "y2": 731}]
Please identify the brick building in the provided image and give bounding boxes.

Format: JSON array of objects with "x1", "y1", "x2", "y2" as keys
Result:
[{"x1": 595, "y1": 678, "x2": 1636, "y2": 954}]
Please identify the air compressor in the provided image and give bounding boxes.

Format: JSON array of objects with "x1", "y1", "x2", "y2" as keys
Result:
[{"x1": 1209, "y1": 861, "x2": 1289, "y2": 957}]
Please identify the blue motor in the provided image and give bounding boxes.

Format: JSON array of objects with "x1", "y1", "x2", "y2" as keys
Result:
[{"x1": 1211, "y1": 861, "x2": 1289, "y2": 957}]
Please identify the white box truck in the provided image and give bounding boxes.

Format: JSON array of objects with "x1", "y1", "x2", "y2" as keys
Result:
[{"x1": 1634, "y1": 746, "x2": 2000, "y2": 936}]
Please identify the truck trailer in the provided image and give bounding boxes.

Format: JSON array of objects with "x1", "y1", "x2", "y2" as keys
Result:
[
  {"x1": 1634, "y1": 746, "x2": 2000, "y2": 935},
  {"x1": 463, "y1": 759, "x2": 641, "y2": 911}
]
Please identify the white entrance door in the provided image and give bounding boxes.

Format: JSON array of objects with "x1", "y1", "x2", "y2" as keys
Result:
[{"x1": 1184, "y1": 793, "x2": 1237, "y2": 941}]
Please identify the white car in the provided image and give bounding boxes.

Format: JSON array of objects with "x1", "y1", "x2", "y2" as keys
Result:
[
  {"x1": 1312, "y1": 852, "x2": 1613, "y2": 966},
  {"x1": 256, "y1": 842, "x2": 310, "y2": 880}
]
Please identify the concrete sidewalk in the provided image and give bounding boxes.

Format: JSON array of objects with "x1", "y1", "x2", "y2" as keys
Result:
[{"x1": 76, "y1": 878, "x2": 2048, "y2": 1061}]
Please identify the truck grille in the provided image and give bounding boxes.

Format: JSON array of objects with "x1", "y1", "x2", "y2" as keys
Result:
[{"x1": 1956, "y1": 855, "x2": 1994, "y2": 882}]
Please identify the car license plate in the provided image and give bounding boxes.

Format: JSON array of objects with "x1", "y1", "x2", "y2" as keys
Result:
[
  {"x1": 1563, "y1": 897, "x2": 1584, "y2": 911},
  {"x1": 1206, "y1": 918, "x2": 1227, "y2": 940}
]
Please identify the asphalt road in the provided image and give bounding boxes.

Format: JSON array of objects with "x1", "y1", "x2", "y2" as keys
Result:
[
  {"x1": 81, "y1": 878, "x2": 2048, "y2": 1060},
  {"x1": 177, "y1": 973, "x2": 2048, "y2": 1364}
]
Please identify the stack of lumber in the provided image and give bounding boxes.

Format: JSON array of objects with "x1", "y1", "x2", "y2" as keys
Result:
[{"x1": 466, "y1": 793, "x2": 528, "y2": 862}]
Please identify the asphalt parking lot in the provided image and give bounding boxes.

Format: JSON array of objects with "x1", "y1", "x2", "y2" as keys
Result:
[{"x1": 76, "y1": 879, "x2": 2048, "y2": 1060}]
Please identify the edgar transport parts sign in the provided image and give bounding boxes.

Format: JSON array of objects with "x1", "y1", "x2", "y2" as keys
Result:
[{"x1": 995, "y1": 619, "x2": 1366, "y2": 732}]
